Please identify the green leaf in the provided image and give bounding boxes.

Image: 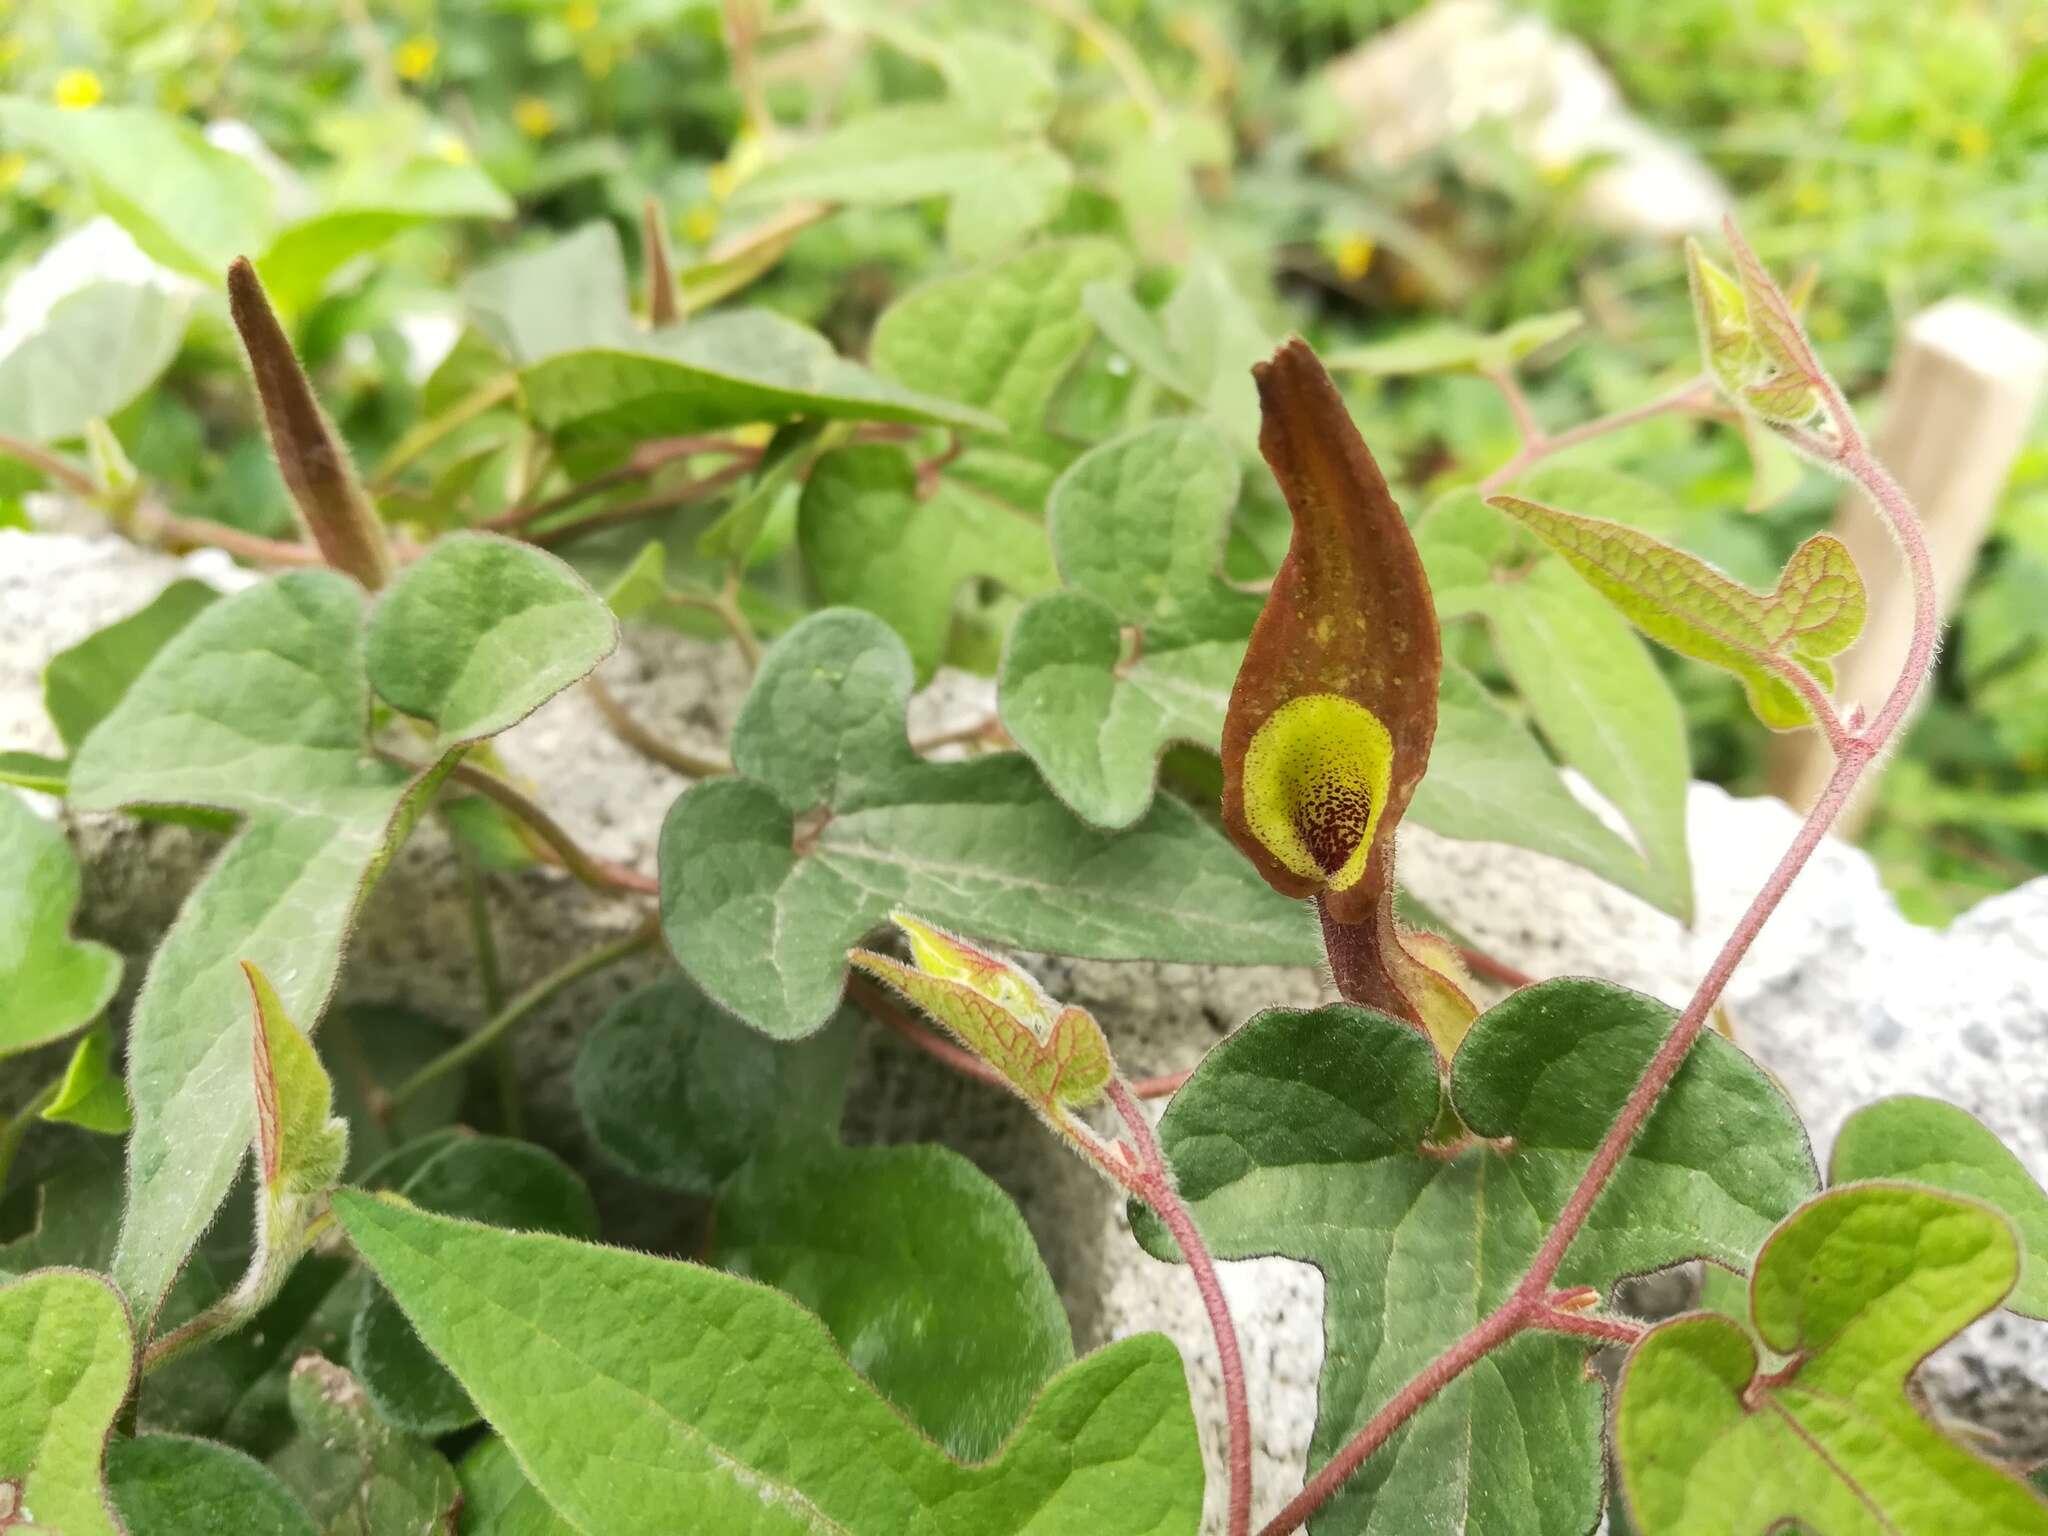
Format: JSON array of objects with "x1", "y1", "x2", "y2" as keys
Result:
[
  {"x1": 798, "y1": 441, "x2": 1056, "y2": 681},
  {"x1": 270, "y1": 1355, "x2": 461, "y2": 1536},
  {"x1": 1421, "y1": 492, "x2": 1694, "y2": 920},
  {"x1": 335, "y1": 1193, "x2": 1204, "y2": 1535},
  {"x1": 464, "y1": 222, "x2": 634, "y2": 366},
  {"x1": 1325, "y1": 311, "x2": 1582, "y2": 378},
  {"x1": 734, "y1": 104, "x2": 1070, "y2": 254},
  {"x1": 107, "y1": 1434, "x2": 316, "y2": 1536},
  {"x1": 41, "y1": 1024, "x2": 133, "y2": 1135},
  {"x1": 256, "y1": 155, "x2": 512, "y2": 314},
  {"x1": 1157, "y1": 255, "x2": 1272, "y2": 443},
  {"x1": 247, "y1": 962, "x2": 348, "y2": 1202},
  {"x1": 1410, "y1": 661, "x2": 1670, "y2": 894},
  {"x1": 871, "y1": 240, "x2": 1131, "y2": 435},
  {"x1": 0, "y1": 99, "x2": 276, "y2": 279},
  {"x1": 521, "y1": 310, "x2": 999, "y2": 454},
  {"x1": 0, "y1": 788, "x2": 122, "y2": 1058},
  {"x1": 1491, "y1": 495, "x2": 1865, "y2": 730},
  {"x1": 43, "y1": 579, "x2": 220, "y2": 754},
  {"x1": 1616, "y1": 1184, "x2": 2048, "y2": 1535},
  {"x1": 0, "y1": 281, "x2": 189, "y2": 444},
  {"x1": 457, "y1": 1439, "x2": 576, "y2": 1536},
  {"x1": 999, "y1": 420, "x2": 1264, "y2": 828},
  {"x1": 1831, "y1": 1096, "x2": 2048, "y2": 1319},
  {"x1": 573, "y1": 976, "x2": 858, "y2": 1196},
  {"x1": 364, "y1": 532, "x2": 619, "y2": 752},
  {"x1": 70, "y1": 541, "x2": 615, "y2": 1324},
  {"x1": 0, "y1": 1268, "x2": 132, "y2": 1536},
  {"x1": 350, "y1": 1136, "x2": 598, "y2": 1437},
  {"x1": 1138, "y1": 978, "x2": 1816, "y2": 1536},
  {"x1": 658, "y1": 608, "x2": 1318, "y2": 1038},
  {"x1": 0, "y1": 751, "x2": 68, "y2": 794},
  {"x1": 715, "y1": 1139, "x2": 1075, "y2": 1461}
]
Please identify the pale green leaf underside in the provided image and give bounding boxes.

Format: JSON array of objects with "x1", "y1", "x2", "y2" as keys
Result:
[
  {"x1": 1617, "y1": 1184, "x2": 2048, "y2": 1535},
  {"x1": 43, "y1": 578, "x2": 219, "y2": 754},
  {"x1": 1493, "y1": 496, "x2": 1865, "y2": 731},
  {"x1": 0, "y1": 1268, "x2": 133, "y2": 1536},
  {"x1": 0, "y1": 280, "x2": 189, "y2": 444},
  {"x1": 1139, "y1": 978, "x2": 1816, "y2": 1536},
  {"x1": 69, "y1": 542, "x2": 613, "y2": 1323},
  {"x1": 0, "y1": 788, "x2": 122, "y2": 1058},
  {"x1": 1831, "y1": 1095, "x2": 2048, "y2": 1318},
  {"x1": 336, "y1": 1194, "x2": 1204, "y2": 1536},
  {"x1": 658, "y1": 608, "x2": 1318, "y2": 1038}
]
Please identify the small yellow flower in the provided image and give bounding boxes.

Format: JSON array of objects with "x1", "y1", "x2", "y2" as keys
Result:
[
  {"x1": 0, "y1": 152, "x2": 26, "y2": 191},
  {"x1": 53, "y1": 68, "x2": 103, "y2": 110},
  {"x1": 394, "y1": 35, "x2": 438, "y2": 82},
  {"x1": 513, "y1": 95, "x2": 556, "y2": 138},
  {"x1": 1333, "y1": 235, "x2": 1375, "y2": 283},
  {"x1": 730, "y1": 423, "x2": 773, "y2": 449},
  {"x1": 1954, "y1": 121, "x2": 1991, "y2": 161},
  {"x1": 564, "y1": 0, "x2": 599, "y2": 33},
  {"x1": 681, "y1": 203, "x2": 719, "y2": 244},
  {"x1": 433, "y1": 135, "x2": 472, "y2": 166}
]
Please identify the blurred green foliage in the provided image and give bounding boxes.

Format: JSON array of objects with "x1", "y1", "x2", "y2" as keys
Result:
[{"x1": 2, "y1": 0, "x2": 2041, "y2": 921}]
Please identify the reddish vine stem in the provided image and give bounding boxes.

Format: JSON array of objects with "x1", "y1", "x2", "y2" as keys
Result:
[
  {"x1": 1269, "y1": 226, "x2": 1940, "y2": 1535},
  {"x1": 1105, "y1": 1079, "x2": 1254, "y2": 1536},
  {"x1": 1477, "y1": 373, "x2": 1719, "y2": 496}
]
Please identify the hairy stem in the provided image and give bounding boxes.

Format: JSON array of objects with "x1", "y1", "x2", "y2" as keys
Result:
[
  {"x1": 0, "y1": 432, "x2": 100, "y2": 497},
  {"x1": 434, "y1": 759, "x2": 661, "y2": 896},
  {"x1": 1478, "y1": 375, "x2": 1718, "y2": 495},
  {"x1": 385, "y1": 918, "x2": 661, "y2": 1113},
  {"x1": 1107, "y1": 1080, "x2": 1253, "y2": 1536}
]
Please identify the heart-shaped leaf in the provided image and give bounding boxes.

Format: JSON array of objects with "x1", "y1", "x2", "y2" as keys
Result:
[
  {"x1": 657, "y1": 607, "x2": 1318, "y2": 1039},
  {"x1": 1138, "y1": 978, "x2": 1817, "y2": 1535},
  {"x1": 336, "y1": 1193, "x2": 1204, "y2": 1536},
  {"x1": 0, "y1": 788, "x2": 122, "y2": 1059},
  {"x1": 1491, "y1": 495, "x2": 1864, "y2": 731},
  {"x1": 1831, "y1": 1095, "x2": 2048, "y2": 1318},
  {"x1": 0, "y1": 1268, "x2": 133, "y2": 1536},
  {"x1": 108, "y1": 1434, "x2": 316, "y2": 1536},
  {"x1": 1616, "y1": 1184, "x2": 2048, "y2": 1534},
  {"x1": 70, "y1": 536, "x2": 615, "y2": 1325}
]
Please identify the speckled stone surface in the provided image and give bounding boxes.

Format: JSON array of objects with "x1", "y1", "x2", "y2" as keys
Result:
[{"x1": 7, "y1": 529, "x2": 2045, "y2": 1529}]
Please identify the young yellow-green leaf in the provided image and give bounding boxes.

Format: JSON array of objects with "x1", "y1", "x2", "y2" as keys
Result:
[
  {"x1": 658, "y1": 608, "x2": 1318, "y2": 1039},
  {"x1": 0, "y1": 1268, "x2": 133, "y2": 1536},
  {"x1": 1418, "y1": 489, "x2": 1695, "y2": 919},
  {"x1": 108, "y1": 1434, "x2": 316, "y2": 1536},
  {"x1": 0, "y1": 788, "x2": 122, "y2": 1059},
  {"x1": 335, "y1": 1193, "x2": 1203, "y2": 1536},
  {"x1": 1685, "y1": 241, "x2": 1754, "y2": 398},
  {"x1": 1831, "y1": 1095, "x2": 2048, "y2": 1318},
  {"x1": 798, "y1": 442, "x2": 1057, "y2": 682},
  {"x1": 851, "y1": 913, "x2": 1114, "y2": 1111},
  {"x1": 43, "y1": 579, "x2": 219, "y2": 754},
  {"x1": 1136, "y1": 978, "x2": 1816, "y2": 1535},
  {"x1": 71, "y1": 539, "x2": 615, "y2": 1326},
  {"x1": 270, "y1": 1355, "x2": 461, "y2": 1536},
  {"x1": 41, "y1": 1024, "x2": 133, "y2": 1136},
  {"x1": 0, "y1": 98, "x2": 276, "y2": 279},
  {"x1": 246, "y1": 963, "x2": 347, "y2": 1201},
  {"x1": 1492, "y1": 495, "x2": 1865, "y2": 730},
  {"x1": 1616, "y1": 1184, "x2": 2048, "y2": 1535}
]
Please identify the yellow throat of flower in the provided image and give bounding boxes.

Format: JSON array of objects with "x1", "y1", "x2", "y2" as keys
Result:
[{"x1": 1240, "y1": 693, "x2": 1393, "y2": 894}]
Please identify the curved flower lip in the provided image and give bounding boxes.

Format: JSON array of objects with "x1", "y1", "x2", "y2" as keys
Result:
[{"x1": 1220, "y1": 339, "x2": 1441, "y2": 927}]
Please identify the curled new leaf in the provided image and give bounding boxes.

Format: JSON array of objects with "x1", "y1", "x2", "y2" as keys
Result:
[
  {"x1": 227, "y1": 257, "x2": 393, "y2": 589},
  {"x1": 850, "y1": 913, "x2": 1113, "y2": 1115},
  {"x1": 246, "y1": 961, "x2": 348, "y2": 1203},
  {"x1": 1685, "y1": 231, "x2": 1830, "y2": 436},
  {"x1": 1221, "y1": 339, "x2": 1467, "y2": 1037},
  {"x1": 1489, "y1": 496, "x2": 1865, "y2": 730}
]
